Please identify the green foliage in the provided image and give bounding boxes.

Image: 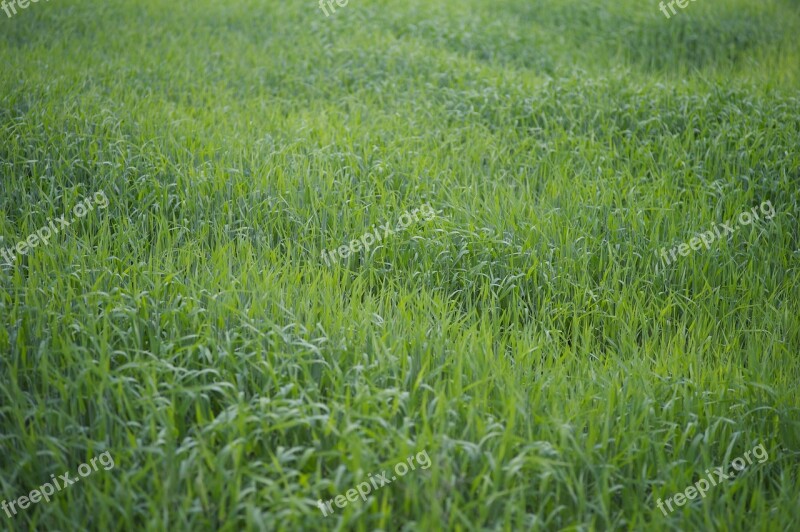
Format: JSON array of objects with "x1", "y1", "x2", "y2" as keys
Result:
[{"x1": 1, "y1": 0, "x2": 799, "y2": 530}]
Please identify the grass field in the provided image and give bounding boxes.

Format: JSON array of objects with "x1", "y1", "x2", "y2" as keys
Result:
[{"x1": 2, "y1": 0, "x2": 800, "y2": 530}]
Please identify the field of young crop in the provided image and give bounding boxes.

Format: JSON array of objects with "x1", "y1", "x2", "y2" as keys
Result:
[{"x1": 1, "y1": 0, "x2": 799, "y2": 530}]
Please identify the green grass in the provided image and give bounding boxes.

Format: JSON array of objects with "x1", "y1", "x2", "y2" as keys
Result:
[{"x1": 1, "y1": 0, "x2": 800, "y2": 530}]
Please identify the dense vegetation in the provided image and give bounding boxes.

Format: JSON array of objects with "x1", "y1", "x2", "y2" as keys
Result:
[{"x1": 1, "y1": 0, "x2": 799, "y2": 529}]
